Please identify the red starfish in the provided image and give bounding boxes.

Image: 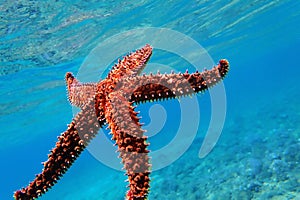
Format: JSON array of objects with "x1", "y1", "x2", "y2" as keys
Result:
[{"x1": 14, "y1": 44, "x2": 229, "y2": 200}]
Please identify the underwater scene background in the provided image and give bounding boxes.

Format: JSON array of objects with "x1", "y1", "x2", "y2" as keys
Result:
[{"x1": 0, "y1": 0, "x2": 299, "y2": 199}]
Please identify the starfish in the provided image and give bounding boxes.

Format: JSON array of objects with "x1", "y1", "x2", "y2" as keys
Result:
[{"x1": 14, "y1": 44, "x2": 229, "y2": 200}]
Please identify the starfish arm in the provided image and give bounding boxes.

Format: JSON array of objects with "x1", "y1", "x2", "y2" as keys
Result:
[
  {"x1": 106, "y1": 44, "x2": 152, "y2": 82},
  {"x1": 105, "y1": 92, "x2": 150, "y2": 200},
  {"x1": 121, "y1": 59, "x2": 229, "y2": 103},
  {"x1": 65, "y1": 72, "x2": 97, "y2": 108},
  {"x1": 14, "y1": 98, "x2": 104, "y2": 200}
]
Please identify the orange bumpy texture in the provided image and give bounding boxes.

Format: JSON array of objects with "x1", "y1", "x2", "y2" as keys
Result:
[{"x1": 14, "y1": 44, "x2": 229, "y2": 200}]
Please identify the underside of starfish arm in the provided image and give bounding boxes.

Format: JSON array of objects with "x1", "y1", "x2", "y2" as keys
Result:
[
  {"x1": 14, "y1": 98, "x2": 104, "y2": 200},
  {"x1": 106, "y1": 44, "x2": 152, "y2": 82},
  {"x1": 105, "y1": 92, "x2": 150, "y2": 200},
  {"x1": 123, "y1": 59, "x2": 229, "y2": 103},
  {"x1": 65, "y1": 72, "x2": 97, "y2": 108}
]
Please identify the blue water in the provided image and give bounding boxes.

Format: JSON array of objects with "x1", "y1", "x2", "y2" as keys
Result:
[{"x1": 1, "y1": 0, "x2": 300, "y2": 199}]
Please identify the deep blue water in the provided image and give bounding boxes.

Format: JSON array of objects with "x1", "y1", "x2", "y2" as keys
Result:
[{"x1": 1, "y1": 0, "x2": 300, "y2": 199}]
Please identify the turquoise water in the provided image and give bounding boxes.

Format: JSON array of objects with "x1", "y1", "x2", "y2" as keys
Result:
[{"x1": 1, "y1": 0, "x2": 300, "y2": 199}]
